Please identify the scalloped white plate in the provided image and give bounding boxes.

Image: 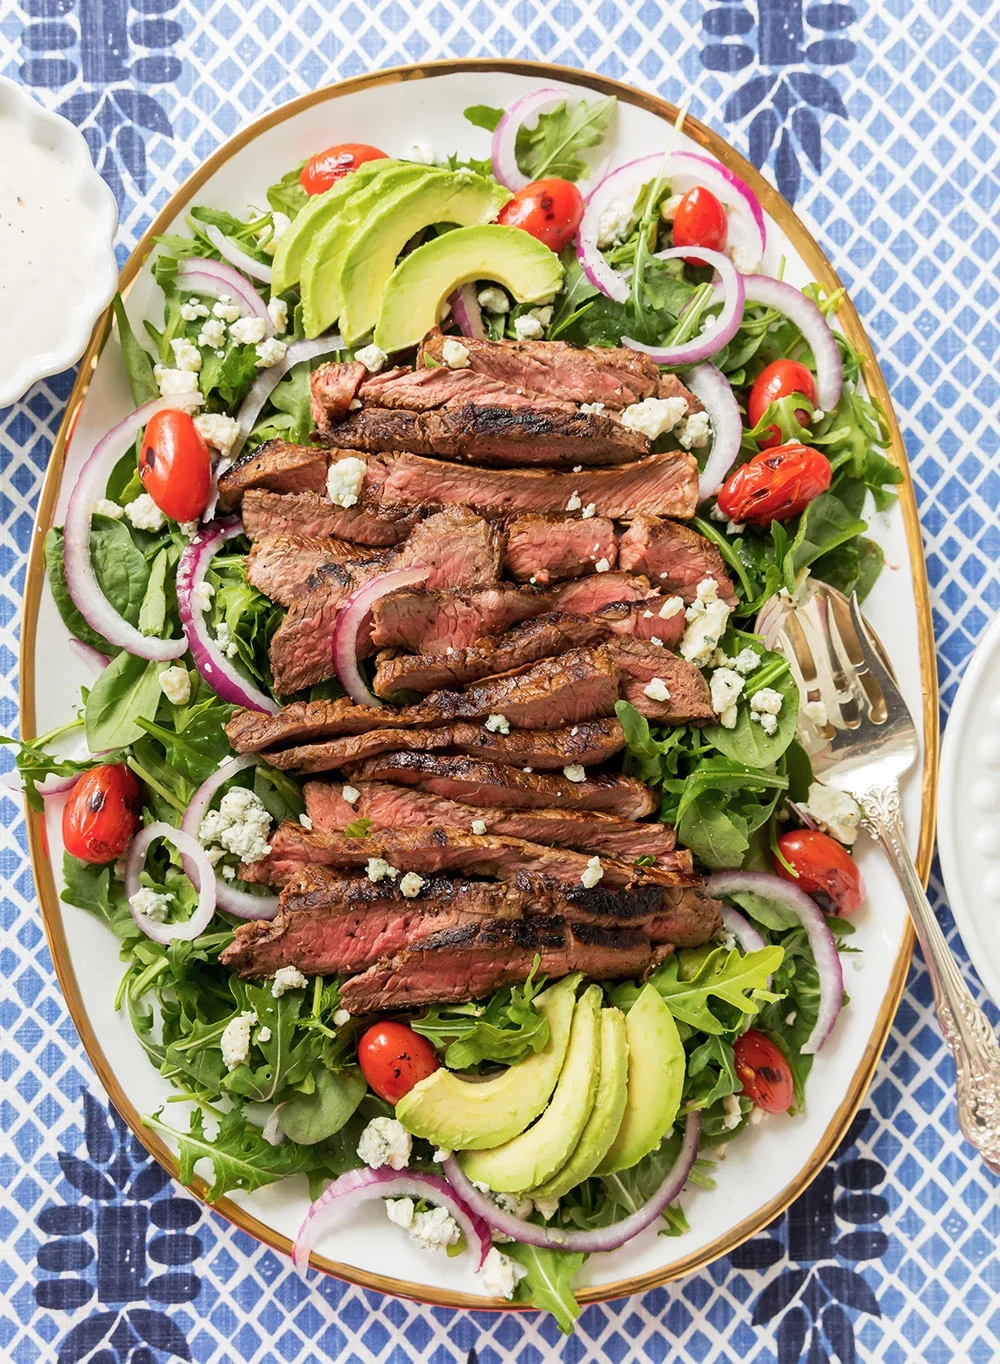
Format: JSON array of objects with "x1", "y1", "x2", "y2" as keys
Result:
[{"x1": 0, "y1": 78, "x2": 118, "y2": 407}]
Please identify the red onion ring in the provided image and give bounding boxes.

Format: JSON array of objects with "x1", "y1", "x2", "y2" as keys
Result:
[
  {"x1": 175, "y1": 258, "x2": 272, "y2": 332},
  {"x1": 204, "y1": 224, "x2": 273, "y2": 286},
  {"x1": 742, "y1": 274, "x2": 843, "y2": 412},
  {"x1": 621, "y1": 247, "x2": 744, "y2": 365},
  {"x1": 491, "y1": 87, "x2": 573, "y2": 191},
  {"x1": 63, "y1": 396, "x2": 198, "y2": 662},
  {"x1": 69, "y1": 638, "x2": 111, "y2": 672},
  {"x1": 124, "y1": 820, "x2": 217, "y2": 944},
  {"x1": 179, "y1": 753, "x2": 279, "y2": 921},
  {"x1": 175, "y1": 517, "x2": 278, "y2": 714},
  {"x1": 707, "y1": 871, "x2": 843, "y2": 1054},
  {"x1": 0, "y1": 768, "x2": 78, "y2": 798},
  {"x1": 721, "y1": 905, "x2": 767, "y2": 954},
  {"x1": 684, "y1": 362, "x2": 743, "y2": 501},
  {"x1": 293, "y1": 1167, "x2": 493, "y2": 1274},
  {"x1": 333, "y1": 568, "x2": 431, "y2": 707},
  {"x1": 665, "y1": 150, "x2": 766, "y2": 263},
  {"x1": 443, "y1": 1111, "x2": 701, "y2": 1253},
  {"x1": 449, "y1": 284, "x2": 486, "y2": 339},
  {"x1": 229, "y1": 335, "x2": 343, "y2": 463},
  {"x1": 202, "y1": 458, "x2": 232, "y2": 525},
  {"x1": 576, "y1": 154, "x2": 658, "y2": 302}
]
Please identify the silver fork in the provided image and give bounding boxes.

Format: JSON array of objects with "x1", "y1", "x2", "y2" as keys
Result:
[{"x1": 757, "y1": 580, "x2": 1000, "y2": 1175}]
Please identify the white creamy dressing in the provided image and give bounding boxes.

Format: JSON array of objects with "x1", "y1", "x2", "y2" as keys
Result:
[{"x1": 0, "y1": 119, "x2": 101, "y2": 377}]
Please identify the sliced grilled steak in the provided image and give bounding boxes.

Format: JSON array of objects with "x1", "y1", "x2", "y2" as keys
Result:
[
  {"x1": 309, "y1": 361, "x2": 367, "y2": 430},
  {"x1": 329, "y1": 403, "x2": 651, "y2": 468},
  {"x1": 217, "y1": 440, "x2": 329, "y2": 510},
  {"x1": 343, "y1": 752, "x2": 657, "y2": 817},
  {"x1": 377, "y1": 449, "x2": 699, "y2": 519},
  {"x1": 594, "y1": 598, "x2": 686, "y2": 649},
  {"x1": 553, "y1": 878, "x2": 721, "y2": 944},
  {"x1": 358, "y1": 365, "x2": 577, "y2": 413},
  {"x1": 607, "y1": 638, "x2": 716, "y2": 724},
  {"x1": 242, "y1": 488, "x2": 415, "y2": 548},
  {"x1": 304, "y1": 779, "x2": 677, "y2": 860},
  {"x1": 503, "y1": 513, "x2": 618, "y2": 584},
  {"x1": 417, "y1": 330, "x2": 701, "y2": 411},
  {"x1": 371, "y1": 612, "x2": 611, "y2": 698},
  {"x1": 371, "y1": 576, "x2": 650, "y2": 654},
  {"x1": 618, "y1": 515, "x2": 738, "y2": 606},
  {"x1": 247, "y1": 535, "x2": 388, "y2": 606},
  {"x1": 339, "y1": 917, "x2": 660, "y2": 1012}
]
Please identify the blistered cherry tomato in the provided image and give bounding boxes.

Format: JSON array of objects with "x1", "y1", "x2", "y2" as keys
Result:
[
  {"x1": 671, "y1": 185, "x2": 729, "y2": 267},
  {"x1": 62, "y1": 764, "x2": 141, "y2": 865},
  {"x1": 300, "y1": 143, "x2": 388, "y2": 195},
  {"x1": 748, "y1": 359, "x2": 819, "y2": 450},
  {"x1": 776, "y1": 829, "x2": 865, "y2": 916},
  {"x1": 734, "y1": 1030, "x2": 794, "y2": 1113},
  {"x1": 497, "y1": 178, "x2": 584, "y2": 253},
  {"x1": 138, "y1": 409, "x2": 212, "y2": 524},
  {"x1": 358, "y1": 1021, "x2": 440, "y2": 1103},
  {"x1": 716, "y1": 442, "x2": 832, "y2": 525}
]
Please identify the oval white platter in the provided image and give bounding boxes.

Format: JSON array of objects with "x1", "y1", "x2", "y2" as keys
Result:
[{"x1": 22, "y1": 62, "x2": 936, "y2": 1308}]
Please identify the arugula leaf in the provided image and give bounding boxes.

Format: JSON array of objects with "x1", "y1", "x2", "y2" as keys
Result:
[
  {"x1": 62, "y1": 853, "x2": 136, "y2": 939},
  {"x1": 615, "y1": 946, "x2": 784, "y2": 1034},
  {"x1": 85, "y1": 652, "x2": 164, "y2": 752},
  {"x1": 684, "y1": 1034, "x2": 743, "y2": 1112},
  {"x1": 507, "y1": 1244, "x2": 586, "y2": 1334},
  {"x1": 343, "y1": 816, "x2": 373, "y2": 839},
  {"x1": 267, "y1": 163, "x2": 308, "y2": 219},
  {"x1": 277, "y1": 1067, "x2": 367, "y2": 1145},
  {"x1": 783, "y1": 491, "x2": 866, "y2": 590},
  {"x1": 112, "y1": 294, "x2": 159, "y2": 405},
  {"x1": 464, "y1": 104, "x2": 503, "y2": 132},
  {"x1": 515, "y1": 95, "x2": 615, "y2": 182},
  {"x1": 224, "y1": 981, "x2": 318, "y2": 1102},
  {"x1": 410, "y1": 963, "x2": 550, "y2": 1069},
  {"x1": 45, "y1": 516, "x2": 153, "y2": 655}
]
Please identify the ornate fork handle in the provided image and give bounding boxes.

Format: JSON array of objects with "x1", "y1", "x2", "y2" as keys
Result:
[{"x1": 859, "y1": 782, "x2": 1000, "y2": 1175}]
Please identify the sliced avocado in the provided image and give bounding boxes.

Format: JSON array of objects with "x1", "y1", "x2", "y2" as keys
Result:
[
  {"x1": 374, "y1": 223, "x2": 564, "y2": 353},
  {"x1": 299, "y1": 163, "x2": 450, "y2": 337},
  {"x1": 595, "y1": 984, "x2": 685, "y2": 1175},
  {"x1": 529, "y1": 1006, "x2": 629, "y2": 1199},
  {"x1": 271, "y1": 159, "x2": 399, "y2": 293},
  {"x1": 395, "y1": 974, "x2": 580, "y2": 1151},
  {"x1": 457, "y1": 985, "x2": 602, "y2": 1193},
  {"x1": 339, "y1": 175, "x2": 512, "y2": 343}
]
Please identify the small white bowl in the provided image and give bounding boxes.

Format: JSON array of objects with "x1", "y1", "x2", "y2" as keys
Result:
[{"x1": 0, "y1": 78, "x2": 118, "y2": 408}]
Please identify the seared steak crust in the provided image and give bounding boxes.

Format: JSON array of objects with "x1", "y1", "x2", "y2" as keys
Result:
[
  {"x1": 247, "y1": 535, "x2": 388, "y2": 607},
  {"x1": 618, "y1": 515, "x2": 738, "y2": 606},
  {"x1": 217, "y1": 440, "x2": 330, "y2": 509},
  {"x1": 503, "y1": 513, "x2": 618, "y2": 584},
  {"x1": 242, "y1": 489, "x2": 416, "y2": 547}
]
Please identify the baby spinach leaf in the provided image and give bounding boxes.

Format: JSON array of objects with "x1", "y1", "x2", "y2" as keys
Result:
[
  {"x1": 515, "y1": 95, "x2": 616, "y2": 182},
  {"x1": 112, "y1": 294, "x2": 159, "y2": 405},
  {"x1": 703, "y1": 659, "x2": 799, "y2": 768},
  {"x1": 138, "y1": 547, "x2": 170, "y2": 637},
  {"x1": 85, "y1": 652, "x2": 164, "y2": 751},
  {"x1": 782, "y1": 491, "x2": 866, "y2": 590},
  {"x1": 267, "y1": 163, "x2": 308, "y2": 219},
  {"x1": 277, "y1": 1067, "x2": 366, "y2": 1145},
  {"x1": 45, "y1": 528, "x2": 115, "y2": 655},
  {"x1": 464, "y1": 104, "x2": 503, "y2": 132}
]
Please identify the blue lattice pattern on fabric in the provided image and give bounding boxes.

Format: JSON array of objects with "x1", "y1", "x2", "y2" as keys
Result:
[{"x1": 2, "y1": 1, "x2": 1000, "y2": 1360}]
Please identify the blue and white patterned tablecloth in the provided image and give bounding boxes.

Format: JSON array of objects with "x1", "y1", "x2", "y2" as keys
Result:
[{"x1": 2, "y1": 3, "x2": 1000, "y2": 1361}]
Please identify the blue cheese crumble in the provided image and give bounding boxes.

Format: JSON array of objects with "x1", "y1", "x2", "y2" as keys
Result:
[{"x1": 358, "y1": 1116, "x2": 412, "y2": 1171}]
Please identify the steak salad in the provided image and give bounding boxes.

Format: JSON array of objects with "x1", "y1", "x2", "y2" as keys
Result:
[{"x1": 18, "y1": 91, "x2": 899, "y2": 1327}]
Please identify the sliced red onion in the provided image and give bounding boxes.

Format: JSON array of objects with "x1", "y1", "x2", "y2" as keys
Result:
[
  {"x1": 230, "y1": 335, "x2": 343, "y2": 463},
  {"x1": 577, "y1": 154, "x2": 660, "y2": 302},
  {"x1": 202, "y1": 458, "x2": 232, "y2": 525},
  {"x1": 449, "y1": 284, "x2": 486, "y2": 340},
  {"x1": 69, "y1": 638, "x2": 111, "y2": 672},
  {"x1": 63, "y1": 397, "x2": 198, "y2": 662},
  {"x1": 175, "y1": 257, "x2": 271, "y2": 332},
  {"x1": 707, "y1": 871, "x2": 843, "y2": 1054},
  {"x1": 333, "y1": 568, "x2": 431, "y2": 707},
  {"x1": 622, "y1": 247, "x2": 744, "y2": 365},
  {"x1": 741, "y1": 274, "x2": 843, "y2": 412},
  {"x1": 721, "y1": 905, "x2": 767, "y2": 954},
  {"x1": 685, "y1": 362, "x2": 743, "y2": 501},
  {"x1": 665, "y1": 151, "x2": 766, "y2": 263},
  {"x1": 175, "y1": 517, "x2": 278, "y2": 714},
  {"x1": 124, "y1": 820, "x2": 217, "y2": 944},
  {"x1": 204, "y1": 224, "x2": 273, "y2": 285},
  {"x1": 178, "y1": 753, "x2": 279, "y2": 921},
  {"x1": 443, "y1": 1111, "x2": 700, "y2": 1253},
  {"x1": 0, "y1": 768, "x2": 78, "y2": 798},
  {"x1": 491, "y1": 87, "x2": 573, "y2": 191},
  {"x1": 293, "y1": 1167, "x2": 493, "y2": 1274},
  {"x1": 262, "y1": 1108, "x2": 285, "y2": 1146}
]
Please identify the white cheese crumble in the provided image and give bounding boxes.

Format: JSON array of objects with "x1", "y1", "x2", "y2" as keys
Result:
[
  {"x1": 153, "y1": 364, "x2": 200, "y2": 397},
  {"x1": 299, "y1": 813, "x2": 313, "y2": 831},
  {"x1": 730, "y1": 647, "x2": 760, "y2": 676},
  {"x1": 580, "y1": 855, "x2": 604, "y2": 888},
  {"x1": 342, "y1": 785, "x2": 360, "y2": 805},
  {"x1": 214, "y1": 620, "x2": 239, "y2": 659},
  {"x1": 533, "y1": 1195, "x2": 560, "y2": 1220},
  {"x1": 800, "y1": 781, "x2": 862, "y2": 844},
  {"x1": 563, "y1": 764, "x2": 586, "y2": 783},
  {"x1": 125, "y1": 493, "x2": 166, "y2": 532},
  {"x1": 729, "y1": 243, "x2": 762, "y2": 274},
  {"x1": 478, "y1": 286, "x2": 509, "y2": 313},
  {"x1": 366, "y1": 858, "x2": 398, "y2": 883},
  {"x1": 596, "y1": 197, "x2": 635, "y2": 247},
  {"x1": 129, "y1": 886, "x2": 172, "y2": 923},
  {"x1": 220, "y1": 1011, "x2": 257, "y2": 1070},
  {"x1": 749, "y1": 686, "x2": 784, "y2": 737},
  {"x1": 358, "y1": 1116, "x2": 412, "y2": 1171},
  {"x1": 579, "y1": 401, "x2": 606, "y2": 416},
  {"x1": 271, "y1": 965, "x2": 309, "y2": 996},
  {"x1": 594, "y1": 557, "x2": 611, "y2": 573},
  {"x1": 529, "y1": 305, "x2": 553, "y2": 327},
  {"x1": 212, "y1": 298, "x2": 242, "y2": 323},
  {"x1": 565, "y1": 491, "x2": 583, "y2": 512},
  {"x1": 256, "y1": 1026, "x2": 272, "y2": 1044},
  {"x1": 649, "y1": 635, "x2": 664, "y2": 647},
  {"x1": 180, "y1": 299, "x2": 210, "y2": 321},
  {"x1": 409, "y1": 1205, "x2": 461, "y2": 1253},
  {"x1": 658, "y1": 192, "x2": 684, "y2": 223},
  {"x1": 171, "y1": 337, "x2": 202, "y2": 372},
  {"x1": 441, "y1": 337, "x2": 471, "y2": 369},
  {"x1": 197, "y1": 318, "x2": 227, "y2": 350},
  {"x1": 399, "y1": 871, "x2": 426, "y2": 898},
  {"x1": 408, "y1": 141, "x2": 436, "y2": 165},
  {"x1": 643, "y1": 677, "x2": 672, "y2": 702},
  {"x1": 582, "y1": 503, "x2": 597, "y2": 519},
  {"x1": 93, "y1": 497, "x2": 123, "y2": 520},
  {"x1": 677, "y1": 410, "x2": 712, "y2": 450},
  {"x1": 480, "y1": 1247, "x2": 526, "y2": 1299},
  {"x1": 190, "y1": 580, "x2": 215, "y2": 613},
  {"x1": 229, "y1": 315, "x2": 267, "y2": 346},
  {"x1": 812, "y1": 409, "x2": 825, "y2": 423},
  {"x1": 333, "y1": 1008, "x2": 351, "y2": 1027},
  {"x1": 159, "y1": 666, "x2": 191, "y2": 706},
  {"x1": 514, "y1": 313, "x2": 544, "y2": 341},
  {"x1": 199, "y1": 786, "x2": 273, "y2": 863},
  {"x1": 265, "y1": 211, "x2": 291, "y2": 252},
  {"x1": 355, "y1": 344, "x2": 387, "y2": 373},
  {"x1": 801, "y1": 699, "x2": 828, "y2": 728},
  {"x1": 619, "y1": 395, "x2": 688, "y2": 441},
  {"x1": 471, "y1": 819, "x2": 488, "y2": 836},
  {"x1": 327, "y1": 456, "x2": 367, "y2": 508},
  {"x1": 385, "y1": 1197, "x2": 415, "y2": 1229},
  {"x1": 485, "y1": 714, "x2": 511, "y2": 735},
  {"x1": 710, "y1": 667, "x2": 744, "y2": 729},
  {"x1": 659, "y1": 596, "x2": 685, "y2": 620},
  {"x1": 722, "y1": 1093, "x2": 743, "y2": 1130},
  {"x1": 680, "y1": 579, "x2": 733, "y2": 667},
  {"x1": 255, "y1": 337, "x2": 287, "y2": 368},
  {"x1": 267, "y1": 296, "x2": 289, "y2": 334}
]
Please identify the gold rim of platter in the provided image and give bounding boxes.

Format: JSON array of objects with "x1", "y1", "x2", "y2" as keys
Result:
[{"x1": 19, "y1": 58, "x2": 937, "y2": 1310}]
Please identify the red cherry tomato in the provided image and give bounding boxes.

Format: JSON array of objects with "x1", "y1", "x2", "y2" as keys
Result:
[
  {"x1": 671, "y1": 185, "x2": 729, "y2": 267},
  {"x1": 497, "y1": 178, "x2": 584, "y2": 253},
  {"x1": 300, "y1": 143, "x2": 389, "y2": 195},
  {"x1": 776, "y1": 829, "x2": 865, "y2": 916},
  {"x1": 733, "y1": 1030, "x2": 794, "y2": 1113},
  {"x1": 138, "y1": 409, "x2": 212, "y2": 524},
  {"x1": 62, "y1": 764, "x2": 142, "y2": 865},
  {"x1": 716, "y1": 442, "x2": 832, "y2": 525},
  {"x1": 748, "y1": 359, "x2": 819, "y2": 450},
  {"x1": 357, "y1": 1021, "x2": 440, "y2": 1103}
]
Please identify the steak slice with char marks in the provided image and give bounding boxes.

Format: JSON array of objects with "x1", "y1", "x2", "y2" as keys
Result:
[
  {"x1": 372, "y1": 612, "x2": 611, "y2": 698},
  {"x1": 357, "y1": 365, "x2": 578, "y2": 413},
  {"x1": 304, "y1": 779, "x2": 677, "y2": 860},
  {"x1": 343, "y1": 752, "x2": 657, "y2": 817},
  {"x1": 607, "y1": 638, "x2": 716, "y2": 724},
  {"x1": 417, "y1": 331, "x2": 701, "y2": 411},
  {"x1": 378, "y1": 448, "x2": 699, "y2": 520},
  {"x1": 503, "y1": 513, "x2": 618, "y2": 584},
  {"x1": 217, "y1": 440, "x2": 329, "y2": 510},
  {"x1": 594, "y1": 598, "x2": 686, "y2": 649},
  {"x1": 242, "y1": 488, "x2": 416, "y2": 548},
  {"x1": 309, "y1": 361, "x2": 368, "y2": 428},
  {"x1": 618, "y1": 515, "x2": 738, "y2": 606},
  {"x1": 327, "y1": 403, "x2": 651, "y2": 468},
  {"x1": 247, "y1": 535, "x2": 388, "y2": 606}
]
